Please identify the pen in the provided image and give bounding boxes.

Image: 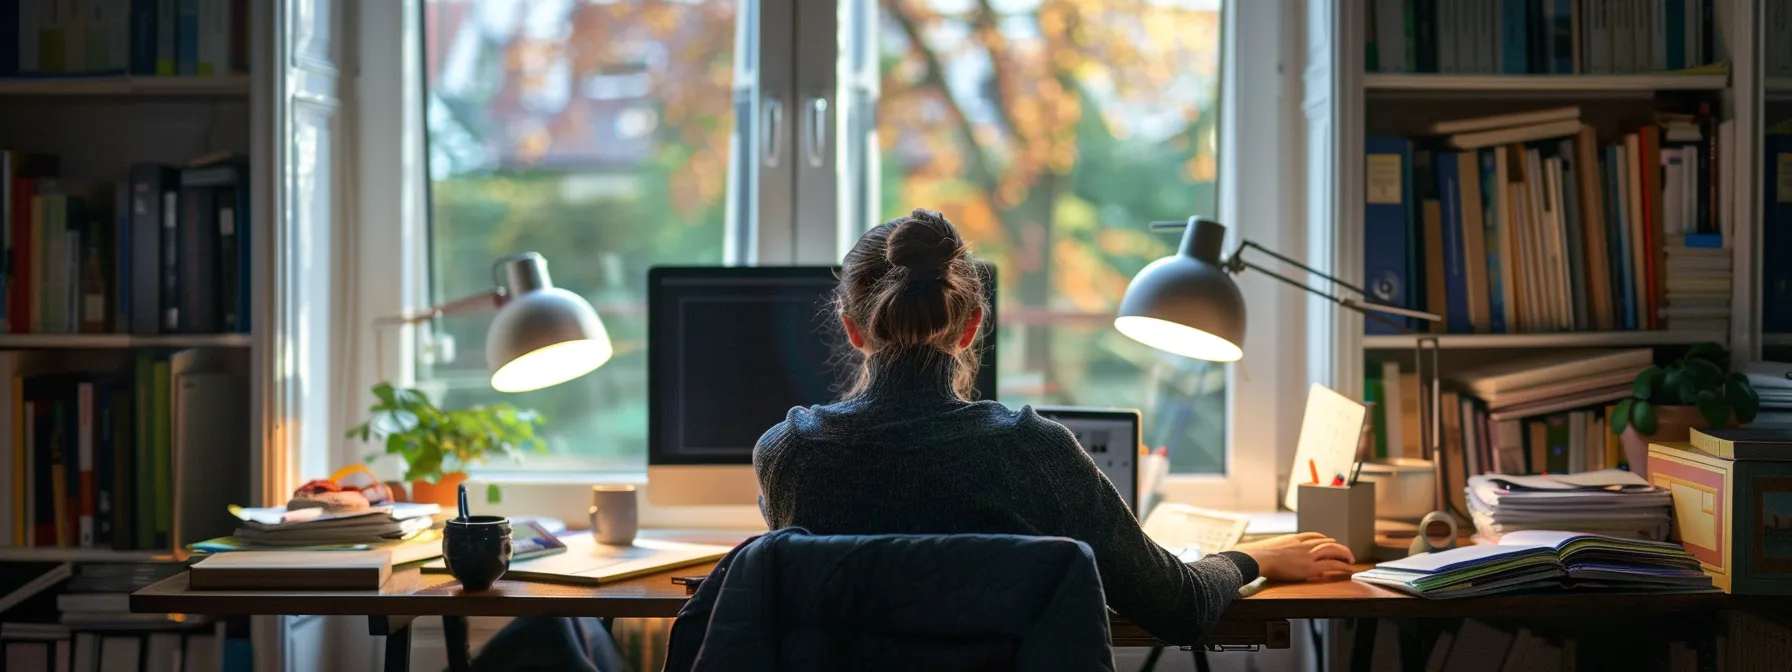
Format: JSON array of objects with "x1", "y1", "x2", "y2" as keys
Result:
[{"x1": 1348, "y1": 460, "x2": 1364, "y2": 486}]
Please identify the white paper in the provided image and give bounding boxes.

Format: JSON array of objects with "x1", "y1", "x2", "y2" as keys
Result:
[{"x1": 1284, "y1": 383, "x2": 1369, "y2": 511}]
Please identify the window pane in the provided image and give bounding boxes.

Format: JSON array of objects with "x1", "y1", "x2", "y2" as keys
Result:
[
  {"x1": 862, "y1": 0, "x2": 1227, "y2": 473},
  {"x1": 420, "y1": 0, "x2": 748, "y2": 472}
]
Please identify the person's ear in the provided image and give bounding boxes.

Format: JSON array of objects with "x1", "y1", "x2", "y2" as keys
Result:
[
  {"x1": 842, "y1": 314, "x2": 866, "y2": 349},
  {"x1": 957, "y1": 307, "x2": 984, "y2": 349}
]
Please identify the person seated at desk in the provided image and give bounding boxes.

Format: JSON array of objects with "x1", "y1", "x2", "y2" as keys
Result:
[
  {"x1": 751, "y1": 208, "x2": 1354, "y2": 644},
  {"x1": 474, "y1": 209, "x2": 1354, "y2": 670}
]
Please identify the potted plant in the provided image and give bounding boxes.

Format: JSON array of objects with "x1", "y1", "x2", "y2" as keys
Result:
[
  {"x1": 347, "y1": 382, "x2": 547, "y2": 507},
  {"x1": 1611, "y1": 342, "x2": 1759, "y2": 477}
]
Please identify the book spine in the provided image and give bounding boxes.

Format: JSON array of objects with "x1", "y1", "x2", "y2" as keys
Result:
[
  {"x1": 128, "y1": 166, "x2": 165, "y2": 334},
  {"x1": 229, "y1": 0, "x2": 246, "y2": 73},
  {"x1": 30, "y1": 191, "x2": 46, "y2": 333},
  {"x1": 159, "y1": 184, "x2": 178, "y2": 333},
  {"x1": 128, "y1": 0, "x2": 155, "y2": 74},
  {"x1": 232, "y1": 184, "x2": 248, "y2": 332},
  {"x1": 176, "y1": 185, "x2": 217, "y2": 333},
  {"x1": 1376, "y1": 0, "x2": 1408, "y2": 72},
  {"x1": 0, "y1": 0, "x2": 18, "y2": 75},
  {"x1": 76, "y1": 381, "x2": 92, "y2": 548},
  {"x1": 1651, "y1": 0, "x2": 1665, "y2": 71},
  {"x1": 175, "y1": 0, "x2": 196, "y2": 76},
  {"x1": 1365, "y1": 137, "x2": 1414, "y2": 335},
  {"x1": 1415, "y1": 0, "x2": 1437, "y2": 72},
  {"x1": 217, "y1": 187, "x2": 238, "y2": 332},
  {"x1": 1615, "y1": 140, "x2": 1638, "y2": 329},
  {"x1": 1423, "y1": 199, "x2": 1445, "y2": 332},
  {"x1": 1665, "y1": 0, "x2": 1684, "y2": 69},
  {"x1": 151, "y1": 358, "x2": 169, "y2": 550},
  {"x1": 113, "y1": 178, "x2": 129, "y2": 331},
  {"x1": 109, "y1": 386, "x2": 131, "y2": 550},
  {"x1": 1483, "y1": 148, "x2": 1512, "y2": 332},
  {"x1": 18, "y1": 0, "x2": 37, "y2": 73},
  {"x1": 1698, "y1": 0, "x2": 1712, "y2": 66},
  {"x1": 1436, "y1": 152, "x2": 1471, "y2": 332},
  {"x1": 1640, "y1": 127, "x2": 1663, "y2": 329},
  {"x1": 1559, "y1": 142, "x2": 1588, "y2": 330},
  {"x1": 1500, "y1": 0, "x2": 1528, "y2": 73},
  {"x1": 1765, "y1": 135, "x2": 1792, "y2": 332},
  {"x1": 1699, "y1": 102, "x2": 1716, "y2": 235},
  {"x1": 52, "y1": 397, "x2": 69, "y2": 546},
  {"x1": 1612, "y1": 0, "x2": 1631, "y2": 72},
  {"x1": 154, "y1": 0, "x2": 174, "y2": 75},
  {"x1": 93, "y1": 383, "x2": 114, "y2": 548},
  {"x1": 31, "y1": 400, "x2": 52, "y2": 545},
  {"x1": 9, "y1": 376, "x2": 21, "y2": 546},
  {"x1": 1551, "y1": 0, "x2": 1572, "y2": 73},
  {"x1": 10, "y1": 178, "x2": 35, "y2": 334},
  {"x1": 133, "y1": 354, "x2": 152, "y2": 549},
  {"x1": 1459, "y1": 152, "x2": 1491, "y2": 331}
]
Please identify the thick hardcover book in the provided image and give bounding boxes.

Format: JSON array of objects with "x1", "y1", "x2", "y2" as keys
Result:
[
  {"x1": 175, "y1": 186, "x2": 218, "y2": 333},
  {"x1": 1435, "y1": 152, "x2": 1470, "y2": 332},
  {"x1": 1365, "y1": 137, "x2": 1414, "y2": 334},
  {"x1": 128, "y1": 165, "x2": 176, "y2": 334}
]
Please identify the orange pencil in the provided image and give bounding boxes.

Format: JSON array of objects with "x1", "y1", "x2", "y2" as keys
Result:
[{"x1": 1308, "y1": 459, "x2": 1320, "y2": 485}]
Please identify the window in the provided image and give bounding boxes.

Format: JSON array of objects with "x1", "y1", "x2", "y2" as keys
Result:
[{"x1": 415, "y1": 0, "x2": 1235, "y2": 476}]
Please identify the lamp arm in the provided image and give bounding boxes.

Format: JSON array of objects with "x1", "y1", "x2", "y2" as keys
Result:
[
  {"x1": 372, "y1": 287, "x2": 507, "y2": 327},
  {"x1": 1227, "y1": 240, "x2": 1443, "y2": 325}
]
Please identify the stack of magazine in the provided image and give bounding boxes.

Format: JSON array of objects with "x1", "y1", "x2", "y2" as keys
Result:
[
  {"x1": 1465, "y1": 470, "x2": 1672, "y2": 541},
  {"x1": 223, "y1": 503, "x2": 441, "y2": 546},
  {"x1": 1353, "y1": 530, "x2": 1715, "y2": 599}
]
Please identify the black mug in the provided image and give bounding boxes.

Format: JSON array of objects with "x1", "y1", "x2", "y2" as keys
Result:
[{"x1": 443, "y1": 516, "x2": 512, "y2": 591}]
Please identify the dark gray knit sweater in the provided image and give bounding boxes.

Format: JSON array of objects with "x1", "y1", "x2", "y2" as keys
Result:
[{"x1": 752, "y1": 346, "x2": 1256, "y2": 644}]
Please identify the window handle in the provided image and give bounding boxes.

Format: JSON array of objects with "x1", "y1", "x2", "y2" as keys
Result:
[
  {"x1": 762, "y1": 97, "x2": 783, "y2": 167},
  {"x1": 804, "y1": 96, "x2": 829, "y2": 168}
]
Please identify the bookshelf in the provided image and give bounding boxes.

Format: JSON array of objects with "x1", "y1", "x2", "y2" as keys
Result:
[
  {"x1": 1363, "y1": 330, "x2": 1733, "y2": 351},
  {"x1": 0, "y1": 76, "x2": 252, "y2": 98},
  {"x1": 0, "y1": 334, "x2": 253, "y2": 349},
  {"x1": 1308, "y1": 0, "x2": 1766, "y2": 399},
  {"x1": 1365, "y1": 73, "x2": 1730, "y2": 96},
  {"x1": 0, "y1": 546, "x2": 178, "y2": 563}
]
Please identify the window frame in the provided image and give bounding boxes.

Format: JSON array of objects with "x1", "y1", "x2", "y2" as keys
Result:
[{"x1": 347, "y1": 0, "x2": 1300, "y2": 520}]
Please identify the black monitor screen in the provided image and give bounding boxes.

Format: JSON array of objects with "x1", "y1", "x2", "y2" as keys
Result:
[{"x1": 648, "y1": 266, "x2": 996, "y2": 465}]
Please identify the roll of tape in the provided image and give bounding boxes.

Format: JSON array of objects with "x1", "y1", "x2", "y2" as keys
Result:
[{"x1": 1408, "y1": 510, "x2": 1459, "y2": 556}]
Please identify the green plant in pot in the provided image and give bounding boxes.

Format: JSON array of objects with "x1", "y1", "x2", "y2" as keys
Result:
[
  {"x1": 347, "y1": 382, "x2": 547, "y2": 507},
  {"x1": 1611, "y1": 342, "x2": 1758, "y2": 477}
]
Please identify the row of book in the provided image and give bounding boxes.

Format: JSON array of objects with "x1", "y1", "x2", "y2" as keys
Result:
[
  {"x1": 2, "y1": 562, "x2": 245, "y2": 672},
  {"x1": 1368, "y1": 0, "x2": 1721, "y2": 75},
  {"x1": 2, "y1": 626, "x2": 243, "y2": 672},
  {"x1": 1, "y1": 151, "x2": 251, "y2": 335},
  {"x1": 0, "y1": 349, "x2": 249, "y2": 552},
  {"x1": 0, "y1": 0, "x2": 248, "y2": 78},
  {"x1": 1364, "y1": 104, "x2": 1732, "y2": 336}
]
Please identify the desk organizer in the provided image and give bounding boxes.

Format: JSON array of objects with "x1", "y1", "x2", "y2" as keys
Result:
[
  {"x1": 1297, "y1": 483, "x2": 1376, "y2": 561},
  {"x1": 1648, "y1": 441, "x2": 1792, "y2": 594}
]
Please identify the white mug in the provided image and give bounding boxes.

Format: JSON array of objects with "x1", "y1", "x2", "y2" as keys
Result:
[{"x1": 589, "y1": 484, "x2": 638, "y2": 546}]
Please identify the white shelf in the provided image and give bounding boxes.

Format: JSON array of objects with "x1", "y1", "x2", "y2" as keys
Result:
[
  {"x1": 0, "y1": 333, "x2": 252, "y2": 349},
  {"x1": 1363, "y1": 330, "x2": 1729, "y2": 350},
  {"x1": 0, "y1": 546, "x2": 178, "y2": 563},
  {"x1": 1365, "y1": 73, "x2": 1728, "y2": 96},
  {"x1": 0, "y1": 76, "x2": 249, "y2": 97}
]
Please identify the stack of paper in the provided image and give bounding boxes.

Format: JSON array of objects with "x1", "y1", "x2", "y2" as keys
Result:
[
  {"x1": 225, "y1": 503, "x2": 441, "y2": 546},
  {"x1": 1353, "y1": 530, "x2": 1715, "y2": 599},
  {"x1": 1743, "y1": 362, "x2": 1792, "y2": 429},
  {"x1": 1465, "y1": 470, "x2": 1672, "y2": 541}
]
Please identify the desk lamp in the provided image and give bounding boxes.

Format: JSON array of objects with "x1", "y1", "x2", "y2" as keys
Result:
[
  {"x1": 379, "y1": 252, "x2": 613, "y2": 393},
  {"x1": 1115, "y1": 217, "x2": 1453, "y2": 513}
]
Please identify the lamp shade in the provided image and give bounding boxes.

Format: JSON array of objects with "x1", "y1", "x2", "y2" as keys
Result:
[
  {"x1": 486, "y1": 253, "x2": 614, "y2": 393},
  {"x1": 1114, "y1": 217, "x2": 1246, "y2": 362}
]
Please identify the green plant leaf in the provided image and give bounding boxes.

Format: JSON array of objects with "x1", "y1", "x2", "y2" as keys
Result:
[
  {"x1": 1729, "y1": 371, "x2": 1750, "y2": 384},
  {"x1": 1612, "y1": 398, "x2": 1634, "y2": 434},
  {"x1": 1685, "y1": 341, "x2": 1728, "y2": 369},
  {"x1": 1685, "y1": 357, "x2": 1724, "y2": 390},
  {"x1": 1696, "y1": 390, "x2": 1730, "y2": 429},
  {"x1": 1632, "y1": 400, "x2": 1659, "y2": 436},
  {"x1": 370, "y1": 409, "x2": 420, "y2": 436},
  {"x1": 1661, "y1": 370, "x2": 1694, "y2": 404},
  {"x1": 1633, "y1": 366, "x2": 1665, "y2": 399},
  {"x1": 487, "y1": 483, "x2": 502, "y2": 504},
  {"x1": 1729, "y1": 380, "x2": 1761, "y2": 423}
]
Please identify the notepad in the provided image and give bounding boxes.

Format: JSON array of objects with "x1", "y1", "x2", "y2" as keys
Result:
[{"x1": 1354, "y1": 530, "x2": 1714, "y2": 598}]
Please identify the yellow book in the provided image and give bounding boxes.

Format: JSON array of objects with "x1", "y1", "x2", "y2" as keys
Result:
[{"x1": 1688, "y1": 427, "x2": 1792, "y2": 461}]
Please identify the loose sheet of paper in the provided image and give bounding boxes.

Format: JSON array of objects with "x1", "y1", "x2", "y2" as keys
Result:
[{"x1": 1284, "y1": 383, "x2": 1369, "y2": 511}]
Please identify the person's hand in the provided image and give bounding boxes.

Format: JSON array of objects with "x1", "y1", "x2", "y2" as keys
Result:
[{"x1": 1232, "y1": 532, "x2": 1356, "y2": 582}]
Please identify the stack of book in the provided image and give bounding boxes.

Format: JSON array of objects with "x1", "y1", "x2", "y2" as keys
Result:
[
  {"x1": 1661, "y1": 242, "x2": 1731, "y2": 330},
  {"x1": 1445, "y1": 349, "x2": 1649, "y2": 484},
  {"x1": 1466, "y1": 471, "x2": 1672, "y2": 542},
  {"x1": 1365, "y1": 104, "x2": 1731, "y2": 335},
  {"x1": 0, "y1": 348, "x2": 249, "y2": 553},
  {"x1": 1368, "y1": 0, "x2": 1721, "y2": 75},
  {"x1": 1353, "y1": 530, "x2": 1714, "y2": 598},
  {"x1": 0, "y1": 0, "x2": 250, "y2": 79},
  {"x1": 55, "y1": 562, "x2": 186, "y2": 629},
  {"x1": 1, "y1": 562, "x2": 240, "y2": 672},
  {"x1": 0, "y1": 151, "x2": 252, "y2": 335},
  {"x1": 1742, "y1": 362, "x2": 1792, "y2": 429}
]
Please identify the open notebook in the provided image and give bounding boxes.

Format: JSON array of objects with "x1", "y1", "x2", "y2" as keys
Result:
[{"x1": 1352, "y1": 530, "x2": 1716, "y2": 598}]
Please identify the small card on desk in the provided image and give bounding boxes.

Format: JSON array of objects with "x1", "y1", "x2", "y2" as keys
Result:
[{"x1": 188, "y1": 550, "x2": 392, "y2": 591}]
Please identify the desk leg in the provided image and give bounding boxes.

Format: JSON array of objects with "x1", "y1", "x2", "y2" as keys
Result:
[
  {"x1": 1348, "y1": 619, "x2": 1377, "y2": 672},
  {"x1": 443, "y1": 616, "x2": 472, "y2": 672},
  {"x1": 383, "y1": 622, "x2": 411, "y2": 672}
]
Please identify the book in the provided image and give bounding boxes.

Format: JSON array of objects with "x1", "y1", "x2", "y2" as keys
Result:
[
  {"x1": 1353, "y1": 530, "x2": 1711, "y2": 598},
  {"x1": 1448, "y1": 119, "x2": 1581, "y2": 150},
  {"x1": 1427, "y1": 106, "x2": 1581, "y2": 136},
  {"x1": 1451, "y1": 349, "x2": 1653, "y2": 398},
  {"x1": 1573, "y1": 125, "x2": 1614, "y2": 330},
  {"x1": 1457, "y1": 151, "x2": 1491, "y2": 331},
  {"x1": 1434, "y1": 153, "x2": 1468, "y2": 332},
  {"x1": 128, "y1": 165, "x2": 176, "y2": 335},
  {"x1": 1364, "y1": 137, "x2": 1414, "y2": 335},
  {"x1": 189, "y1": 550, "x2": 393, "y2": 591},
  {"x1": 1480, "y1": 148, "x2": 1513, "y2": 332},
  {"x1": 1688, "y1": 427, "x2": 1792, "y2": 461}
]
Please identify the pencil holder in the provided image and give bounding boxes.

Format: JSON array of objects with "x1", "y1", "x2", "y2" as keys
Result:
[{"x1": 1297, "y1": 483, "x2": 1376, "y2": 561}]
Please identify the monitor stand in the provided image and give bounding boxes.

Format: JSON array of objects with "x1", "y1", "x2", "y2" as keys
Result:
[{"x1": 646, "y1": 465, "x2": 762, "y2": 506}]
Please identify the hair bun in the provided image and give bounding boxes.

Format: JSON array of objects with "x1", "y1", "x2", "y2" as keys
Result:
[{"x1": 884, "y1": 209, "x2": 964, "y2": 279}]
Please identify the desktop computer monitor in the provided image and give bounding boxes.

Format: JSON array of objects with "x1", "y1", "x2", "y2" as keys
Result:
[{"x1": 646, "y1": 265, "x2": 996, "y2": 506}]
